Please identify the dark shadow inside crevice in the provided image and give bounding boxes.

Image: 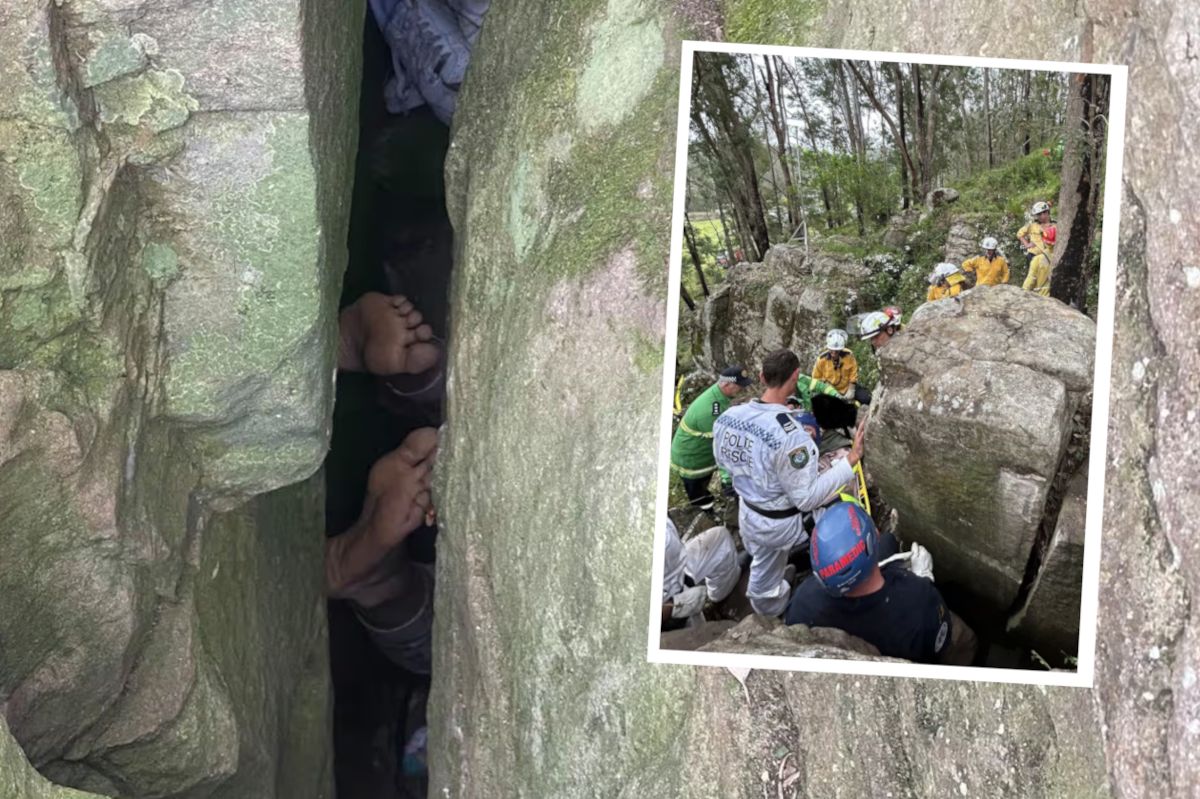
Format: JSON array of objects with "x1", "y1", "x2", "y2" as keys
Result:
[{"x1": 323, "y1": 12, "x2": 453, "y2": 798}]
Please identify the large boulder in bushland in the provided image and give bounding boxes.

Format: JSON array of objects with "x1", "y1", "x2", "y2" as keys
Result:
[{"x1": 868, "y1": 286, "x2": 1094, "y2": 610}]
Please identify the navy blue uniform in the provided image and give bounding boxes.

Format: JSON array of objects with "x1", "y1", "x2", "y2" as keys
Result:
[{"x1": 784, "y1": 563, "x2": 952, "y2": 663}]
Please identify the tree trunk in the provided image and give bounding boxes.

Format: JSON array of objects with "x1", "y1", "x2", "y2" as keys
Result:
[
  {"x1": 848, "y1": 61, "x2": 921, "y2": 206},
  {"x1": 764, "y1": 56, "x2": 803, "y2": 233},
  {"x1": 984, "y1": 67, "x2": 994, "y2": 168},
  {"x1": 750, "y1": 59, "x2": 784, "y2": 242},
  {"x1": 680, "y1": 282, "x2": 695, "y2": 312},
  {"x1": 895, "y1": 64, "x2": 910, "y2": 209},
  {"x1": 691, "y1": 54, "x2": 771, "y2": 262},
  {"x1": 1050, "y1": 73, "x2": 1109, "y2": 309},
  {"x1": 683, "y1": 212, "x2": 710, "y2": 297},
  {"x1": 1022, "y1": 71, "x2": 1032, "y2": 155},
  {"x1": 716, "y1": 197, "x2": 735, "y2": 264}
]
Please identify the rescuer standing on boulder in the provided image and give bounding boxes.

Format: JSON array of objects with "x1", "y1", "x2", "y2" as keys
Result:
[
  {"x1": 1018, "y1": 201, "x2": 1054, "y2": 296},
  {"x1": 670, "y1": 366, "x2": 754, "y2": 513},
  {"x1": 785, "y1": 501, "x2": 978, "y2": 665},
  {"x1": 812, "y1": 329, "x2": 871, "y2": 405},
  {"x1": 660, "y1": 517, "x2": 741, "y2": 629},
  {"x1": 961, "y1": 236, "x2": 1010, "y2": 287},
  {"x1": 713, "y1": 349, "x2": 865, "y2": 617}
]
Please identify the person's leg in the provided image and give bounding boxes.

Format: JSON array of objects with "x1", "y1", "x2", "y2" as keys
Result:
[
  {"x1": 937, "y1": 610, "x2": 979, "y2": 666},
  {"x1": 353, "y1": 561, "x2": 436, "y2": 675},
  {"x1": 680, "y1": 474, "x2": 715, "y2": 512},
  {"x1": 684, "y1": 526, "x2": 740, "y2": 603},
  {"x1": 339, "y1": 292, "x2": 440, "y2": 376},
  {"x1": 744, "y1": 541, "x2": 791, "y2": 617}
]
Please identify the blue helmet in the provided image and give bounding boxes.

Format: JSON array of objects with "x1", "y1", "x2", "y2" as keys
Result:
[
  {"x1": 810, "y1": 501, "x2": 879, "y2": 596},
  {"x1": 794, "y1": 410, "x2": 821, "y2": 444}
]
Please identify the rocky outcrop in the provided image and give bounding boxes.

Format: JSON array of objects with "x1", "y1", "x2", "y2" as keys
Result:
[
  {"x1": 0, "y1": 0, "x2": 356, "y2": 795},
  {"x1": 699, "y1": 615, "x2": 902, "y2": 661},
  {"x1": 868, "y1": 287, "x2": 1094, "y2": 621},
  {"x1": 943, "y1": 216, "x2": 980, "y2": 265},
  {"x1": 693, "y1": 246, "x2": 874, "y2": 374},
  {"x1": 926, "y1": 186, "x2": 960, "y2": 208}
]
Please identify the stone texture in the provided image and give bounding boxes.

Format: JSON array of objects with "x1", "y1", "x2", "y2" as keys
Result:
[
  {"x1": 869, "y1": 287, "x2": 1094, "y2": 610},
  {"x1": 428, "y1": 3, "x2": 1113, "y2": 798},
  {"x1": 943, "y1": 216, "x2": 980, "y2": 265},
  {"x1": 0, "y1": 0, "x2": 358, "y2": 795},
  {"x1": 1008, "y1": 462, "x2": 1088, "y2": 657},
  {"x1": 699, "y1": 615, "x2": 899, "y2": 661},
  {"x1": 926, "y1": 186, "x2": 960, "y2": 208}
]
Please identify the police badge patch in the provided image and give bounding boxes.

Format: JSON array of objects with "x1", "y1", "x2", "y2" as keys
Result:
[{"x1": 788, "y1": 446, "x2": 810, "y2": 469}]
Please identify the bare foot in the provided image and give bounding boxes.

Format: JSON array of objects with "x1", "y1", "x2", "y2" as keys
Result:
[
  {"x1": 364, "y1": 427, "x2": 439, "y2": 550},
  {"x1": 338, "y1": 293, "x2": 440, "y2": 377}
]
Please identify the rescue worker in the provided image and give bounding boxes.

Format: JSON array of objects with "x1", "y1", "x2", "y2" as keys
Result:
[
  {"x1": 712, "y1": 349, "x2": 865, "y2": 617},
  {"x1": 1018, "y1": 201, "x2": 1054, "y2": 296},
  {"x1": 859, "y1": 310, "x2": 902, "y2": 351},
  {"x1": 927, "y1": 262, "x2": 966, "y2": 301},
  {"x1": 812, "y1": 329, "x2": 870, "y2": 405},
  {"x1": 961, "y1": 236, "x2": 1010, "y2": 287},
  {"x1": 670, "y1": 366, "x2": 753, "y2": 512},
  {"x1": 661, "y1": 518, "x2": 741, "y2": 628},
  {"x1": 784, "y1": 501, "x2": 978, "y2": 665}
]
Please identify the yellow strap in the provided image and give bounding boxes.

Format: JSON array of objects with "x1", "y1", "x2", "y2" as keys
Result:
[
  {"x1": 678, "y1": 418, "x2": 714, "y2": 438},
  {"x1": 673, "y1": 376, "x2": 684, "y2": 415},
  {"x1": 853, "y1": 461, "x2": 872, "y2": 516}
]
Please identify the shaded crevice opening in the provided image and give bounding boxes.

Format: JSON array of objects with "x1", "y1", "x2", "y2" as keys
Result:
[{"x1": 323, "y1": 12, "x2": 455, "y2": 798}]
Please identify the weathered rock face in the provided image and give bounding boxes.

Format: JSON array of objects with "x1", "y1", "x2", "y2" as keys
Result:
[
  {"x1": 699, "y1": 615, "x2": 901, "y2": 661},
  {"x1": 426, "y1": 3, "x2": 1127, "y2": 798},
  {"x1": 869, "y1": 286, "x2": 1094, "y2": 612},
  {"x1": 1008, "y1": 462, "x2": 1088, "y2": 656},
  {"x1": 926, "y1": 186, "x2": 961, "y2": 208},
  {"x1": 693, "y1": 245, "x2": 871, "y2": 374},
  {"x1": 0, "y1": 0, "x2": 356, "y2": 795},
  {"x1": 943, "y1": 216, "x2": 981, "y2": 265}
]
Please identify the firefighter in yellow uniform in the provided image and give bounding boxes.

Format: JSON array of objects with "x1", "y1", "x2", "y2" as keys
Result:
[
  {"x1": 1018, "y1": 201, "x2": 1053, "y2": 296},
  {"x1": 927, "y1": 262, "x2": 966, "y2": 301},
  {"x1": 961, "y1": 236, "x2": 1009, "y2": 286},
  {"x1": 812, "y1": 329, "x2": 860, "y2": 402}
]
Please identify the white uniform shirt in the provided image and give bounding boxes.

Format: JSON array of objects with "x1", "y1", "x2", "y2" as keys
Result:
[
  {"x1": 713, "y1": 399, "x2": 855, "y2": 615},
  {"x1": 663, "y1": 519, "x2": 687, "y2": 600}
]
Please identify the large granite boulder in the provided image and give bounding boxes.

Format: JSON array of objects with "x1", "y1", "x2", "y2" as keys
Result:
[
  {"x1": 0, "y1": 0, "x2": 356, "y2": 795},
  {"x1": 868, "y1": 286, "x2": 1094, "y2": 611},
  {"x1": 699, "y1": 615, "x2": 902, "y2": 661},
  {"x1": 943, "y1": 216, "x2": 980, "y2": 265}
]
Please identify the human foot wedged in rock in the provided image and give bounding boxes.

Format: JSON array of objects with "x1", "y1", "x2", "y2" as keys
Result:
[
  {"x1": 325, "y1": 427, "x2": 439, "y2": 599},
  {"x1": 338, "y1": 292, "x2": 440, "y2": 377},
  {"x1": 365, "y1": 426, "x2": 438, "y2": 548}
]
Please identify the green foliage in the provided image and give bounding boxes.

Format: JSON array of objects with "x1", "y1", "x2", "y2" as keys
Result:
[
  {"x1": 896, "y1": 264, "x2": 931, "y2": 318},
  {"x1": 956, "y1": 152, "x2": 1060, "y2": 218},
  {"x1": 849, "y1": 338, "x2": 879, "y2": 391}
]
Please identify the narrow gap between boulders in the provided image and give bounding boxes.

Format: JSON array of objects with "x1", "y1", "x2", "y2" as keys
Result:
[{"x1": 323, "y1": 13, "x2": 455, "y2": 798}]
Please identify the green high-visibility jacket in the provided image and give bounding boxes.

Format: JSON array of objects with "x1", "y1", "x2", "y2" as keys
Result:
[{"x1": 670, "y1": 383, "x2": 730, "y2": 477}]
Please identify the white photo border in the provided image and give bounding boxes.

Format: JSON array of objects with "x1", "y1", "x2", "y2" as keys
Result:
[{"x1": 647, "y1": 40, "x2": 1128, "y2": 688}]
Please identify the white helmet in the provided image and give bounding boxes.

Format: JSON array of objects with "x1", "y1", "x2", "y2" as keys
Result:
[
  {"x1": 825, "y1": 329, "x2": 849, "y2": 351},
  {"x1": 980, "y1": 236, "x2": 998, "y2": 250},
  {"x1": 1031, "y1": 201, "x2": 1051, "y2": 216},
  {"x1": 930, "y1": 262, "x2": 960, "y2": 283},
  {"x1": 859, "y1": 311, "x2": 891, "y2": 339}
]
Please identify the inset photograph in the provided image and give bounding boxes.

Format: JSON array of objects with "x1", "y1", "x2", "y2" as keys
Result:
[{"x1": 651, "y1": 43, "x2": 1126, "y2": 684}]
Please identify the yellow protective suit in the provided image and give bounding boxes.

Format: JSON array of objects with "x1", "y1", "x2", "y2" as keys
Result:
[
  {"x1": 926, "y1": 283, "x2": 962, "y2": 301},
  {"x1": 1018, "y1": 221, "x2": 1053, "y2": 296},
  {"x1": 812, "y1": 350, "x2": 858, "y2": 395},
  {"x1": 962, "y1": 254, "x2": 1010, "y2": 286}
]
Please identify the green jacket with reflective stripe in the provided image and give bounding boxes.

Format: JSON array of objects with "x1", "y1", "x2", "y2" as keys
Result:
[{"x1": 670, "y1": 383, "x2": 729, "y2": 476}]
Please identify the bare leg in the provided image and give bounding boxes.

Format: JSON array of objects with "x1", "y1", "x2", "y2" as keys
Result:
[{"x1": 338, "y1": 293, "x2": 440, "y2": 376}]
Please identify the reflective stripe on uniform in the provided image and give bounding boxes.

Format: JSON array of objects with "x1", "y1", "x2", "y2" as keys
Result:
[
  {"x1": 671, "y1": 461, "x2": 716, "y2": 478},
  {"x1": 678, "y1": 418, "x2": 714, "y2": 438}
]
